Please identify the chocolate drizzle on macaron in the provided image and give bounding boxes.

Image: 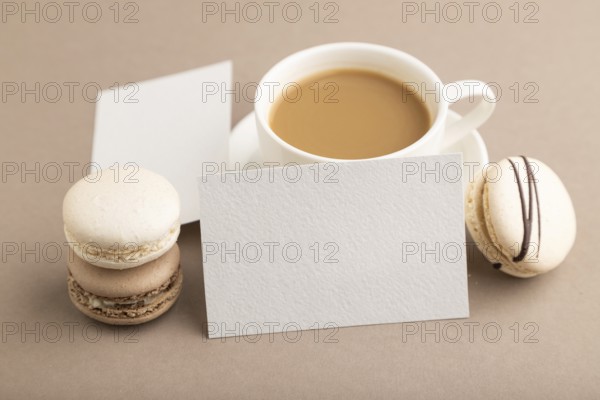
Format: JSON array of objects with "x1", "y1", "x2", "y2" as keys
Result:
[{"x1": 507, "y1": 156, "x2": 541, "y2": 263}]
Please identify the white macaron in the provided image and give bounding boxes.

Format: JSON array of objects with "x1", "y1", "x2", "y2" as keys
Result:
[
  {"x1": 465, "y1": 156, "x2": 576, "y2": 278},
  {"x1": 63, "y1": 167, "x2": 180, "y2": 269}
]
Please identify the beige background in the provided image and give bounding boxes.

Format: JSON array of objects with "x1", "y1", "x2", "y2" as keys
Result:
[{"x1": 1, "y1": 0, "x2": 599, "y2": 398}]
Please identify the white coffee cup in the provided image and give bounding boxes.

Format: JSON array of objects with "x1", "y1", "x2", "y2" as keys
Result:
[{"x1": 254, "y1": 42, "x2": 495, "y2": 163}]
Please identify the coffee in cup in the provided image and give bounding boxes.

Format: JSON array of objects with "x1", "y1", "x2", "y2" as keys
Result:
[{"x1": 269, "y1": 68, "x2": 431, "y2": 160}]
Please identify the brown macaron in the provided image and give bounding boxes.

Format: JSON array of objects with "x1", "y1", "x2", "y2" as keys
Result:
[{"x1": 67, "y1": 244, "x2": 183, "y2": 325}]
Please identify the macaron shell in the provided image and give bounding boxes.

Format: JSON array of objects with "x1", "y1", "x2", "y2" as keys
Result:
[
  {"x1": 68, "y1": 269, "x2": 183, "y2": 325},
  {"x1": 68, "y1": 244, "x2": 180, "y2": 298},
  {"x1": 485, "y1": 157, "x2": 576, "y2": 274},
  {"x1": 465, "y1": 161, "x2": 557, "y2": 278},
  {"x1": 63, "y1": 167, "x2": 180, "y2": 268}
]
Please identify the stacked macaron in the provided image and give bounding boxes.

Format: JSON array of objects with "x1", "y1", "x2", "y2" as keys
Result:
[
  {"x1": 63, "y1": 167, "x2": 183, "y2": 324},
  {"x1": 465, "y1": 156, "x2": 576, "y2": 278}
]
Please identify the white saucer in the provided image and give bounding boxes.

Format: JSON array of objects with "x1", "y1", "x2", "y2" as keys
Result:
[{"x1": 230, "y1": 110, "x2": 489, "y2": 191}]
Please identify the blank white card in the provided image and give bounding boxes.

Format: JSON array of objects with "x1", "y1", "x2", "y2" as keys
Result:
[{"x1": 198, "y1": 154, "x2": 468, "y2": 338}]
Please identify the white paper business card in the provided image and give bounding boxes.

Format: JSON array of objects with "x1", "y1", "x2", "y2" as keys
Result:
[
  {"x1": 92, "y1": 61, "x2": 232, "y2": 224},
  {"x1": 198, "y1": 154, "x2": 469, "y2": 338}
]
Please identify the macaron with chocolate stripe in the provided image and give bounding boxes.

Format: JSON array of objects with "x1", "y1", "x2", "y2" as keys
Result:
[{"x1": 465, "y1": 156, "x2": 576, "y2": 278}]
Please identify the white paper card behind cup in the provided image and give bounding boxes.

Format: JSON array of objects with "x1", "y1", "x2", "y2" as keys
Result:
[
  {"x1": 92, "y1": 61, "x2": 232, "y2": 223},
  {"x1": 199, "y1": 154, "x2": 469, "y2": 338}
]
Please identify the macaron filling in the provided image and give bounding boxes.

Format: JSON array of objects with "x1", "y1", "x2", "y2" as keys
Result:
[{"x1": 64, "y1": 222, "x2": 180, "y2": 266}]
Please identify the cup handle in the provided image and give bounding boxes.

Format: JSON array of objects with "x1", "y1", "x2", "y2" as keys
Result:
[{"x1": 442, "y1": 80, "x2": 496, "y2": 149}]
